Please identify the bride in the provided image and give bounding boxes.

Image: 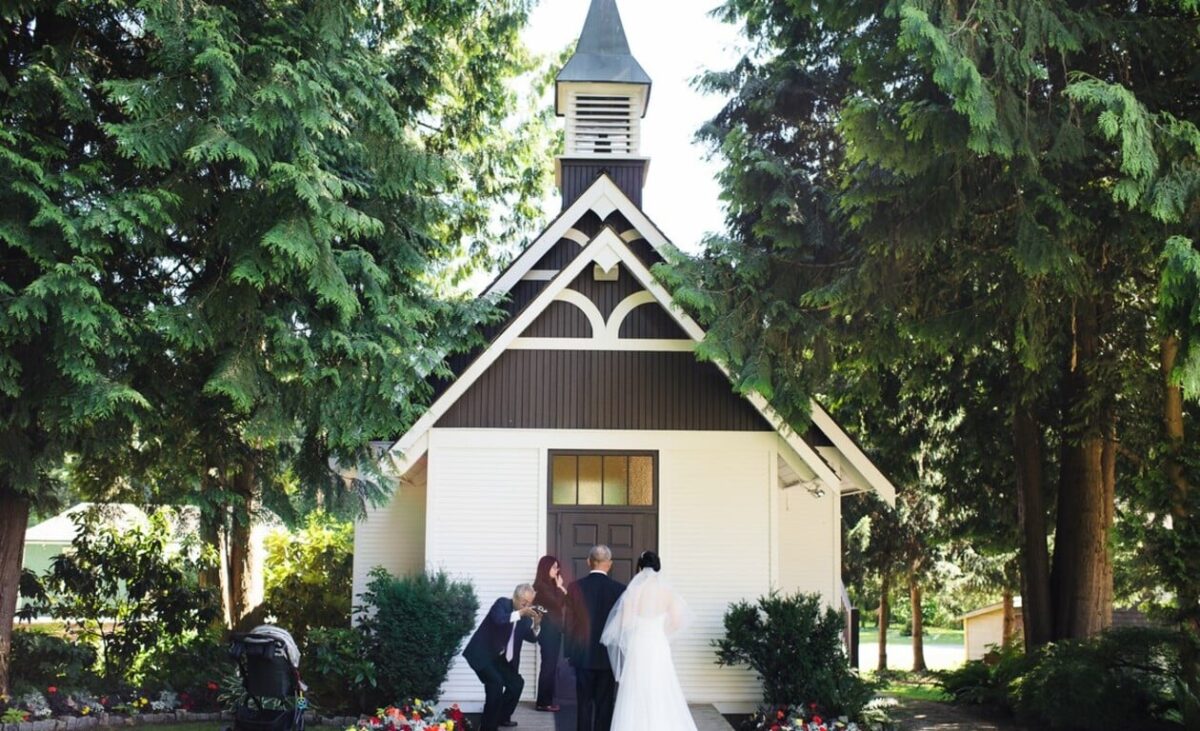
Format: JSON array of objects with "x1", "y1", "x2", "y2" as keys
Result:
[{"x1": 600, "y1": 551, "x2": 697, "y2": 731}]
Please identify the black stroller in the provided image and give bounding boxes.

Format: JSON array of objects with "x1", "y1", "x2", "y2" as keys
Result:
[{"x1": 227, "y1": 626, "x2": 307, "y2": 731}]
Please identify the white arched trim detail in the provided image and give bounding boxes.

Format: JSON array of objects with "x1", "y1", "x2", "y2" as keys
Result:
[
  {"x1": 563, "y1": 229, "x2": 589, "y2": 246},
  {"x1": 508, "y1": 338, "x2": 695, "y2": 352},
  {"x1": 605, "y1": 291, "x2": 657, "y2": 339},
  {"x1": 544, "y1": 289, "x2": 606, "y2": 338},
  {"x1": 620, "y1": 229, "x2": 645, "y2": 243}
]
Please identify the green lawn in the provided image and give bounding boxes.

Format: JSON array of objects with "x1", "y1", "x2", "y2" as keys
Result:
[
  {"x1": 865, "y1": 671, "x2": 953, "y2": 703},
  {"x1": 860, "y1": 626, "x2": 964, "y2": 647}
]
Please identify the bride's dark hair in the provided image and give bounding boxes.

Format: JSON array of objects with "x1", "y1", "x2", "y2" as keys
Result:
[{"x1": 637, "y1": 550, "x2": 661, "y2": 572}]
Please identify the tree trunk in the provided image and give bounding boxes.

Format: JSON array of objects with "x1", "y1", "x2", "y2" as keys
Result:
[
  {"x1": 1162, "y1": 335, "x2": 1200, "y2": 728},
  {"x1": 910, "y1": 574, "x2": 926, "y2": 672},
  {"x1": 0, "y1": 486, "x2": 31, "y2": 696},
  {"x1": 1051, "y1": 298, "x2": 1114, "y2": 640},
  {"x1": 198, "y1": 504, "x2": 231, "y2": 628},
  {"x1": 1013, "y1": 404, "x2": 1053, "y2": 647},
  {"x1": 877, "y1": 574, "x2": 890, "y2": 672},
  {"x1": 227, "y1": 460, "x2": 260, "y2": 627},
  {"x1": 1002, "y1": 589, "x2": 1016, "y2": 645}
]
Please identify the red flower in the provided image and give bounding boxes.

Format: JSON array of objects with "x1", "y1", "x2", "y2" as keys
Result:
[
  {"x1": 810, "y1": 702, "x2": 819, "y2": 710},
  {"x1": 777, "y1": 710, "x2": 785, "y2": 720},
  {"x1": 369, "y1": 717, "x2": 382, "y2": 726},
  {"x1": 47, "y1": 686, "x2": 58, "y2": 694},
  {"x1": 770, "y1": 725, "x2": 780, "y2": 731},
  {"x1": 207, "y1": 681, "x2": 219, "y2": 691},
  {"x1": 813, "y1": 716, "x2": 823, "y2": 725}
]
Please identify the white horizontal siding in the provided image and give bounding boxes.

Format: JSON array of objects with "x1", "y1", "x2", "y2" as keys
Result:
[
  {"x1": 426, "y1": 441, "x2": 542, "y2": 703},
  {"x1": 352, "y1": 479, "x2": 426, "y2": 617},
  {"x1": 662, "y1": 448, "x2": 771, "y2": 703},
  {"x1": 777, "y1": 482, "x2": 838, "y2": 600}
]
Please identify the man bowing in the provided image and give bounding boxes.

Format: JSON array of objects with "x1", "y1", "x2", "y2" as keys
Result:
[{"x1": 464, "y1": 583, "x2": 541, "y2": 731}]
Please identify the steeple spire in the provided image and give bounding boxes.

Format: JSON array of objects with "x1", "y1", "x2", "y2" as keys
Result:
[
  {"x1": 557, "y1": 0, "x2": 651, "y2": 109},
  {"x1": 554, "y1": 0, "x2": 653, "y2": 209}
]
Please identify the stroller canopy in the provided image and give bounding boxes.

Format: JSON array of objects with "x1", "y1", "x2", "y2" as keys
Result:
[{"x1": 249, "y1": 625, "x2": 301, "y2": 668}]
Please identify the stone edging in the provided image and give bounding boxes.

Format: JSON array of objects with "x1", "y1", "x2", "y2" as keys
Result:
[{"x1": 4, "y1": 711, "x2": 363, "y2": 731}]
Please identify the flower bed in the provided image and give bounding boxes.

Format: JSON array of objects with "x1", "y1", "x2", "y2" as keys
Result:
[
  {"x1": 736, "y1": 700, "x2": 897, "y2": 731},
  {"x1": 352, "y1": 700, "x2": 470, "y2": 731}
]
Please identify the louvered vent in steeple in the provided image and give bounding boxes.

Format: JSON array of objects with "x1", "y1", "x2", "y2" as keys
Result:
[{"x1": 566, "y1": 90, "x2": 640, "y2": 156}]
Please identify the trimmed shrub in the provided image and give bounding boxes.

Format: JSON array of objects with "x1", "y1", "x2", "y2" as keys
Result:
[
  {"x1": 262, "y1": 512, "x2": 354, "y2": 646},
  {"x1": 10, "y1": 630, "x2": 98, "y2": 691},
  {"x1": 936, "y1": 640, "x2": 1032, "y2": 712},
  {"x1": 714, "y1": 591, "x2": 877, "y2": 717},
  {"x1": 304, "y1": 628, "x2": 377, "y2": 713},
  {"x1": 357, "y1": 568, "x2": 478, "y2": 704}
]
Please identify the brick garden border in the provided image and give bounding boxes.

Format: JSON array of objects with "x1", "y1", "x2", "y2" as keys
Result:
[{"x1": 4, "y1": 711, "x2": 362, "y2": 731}]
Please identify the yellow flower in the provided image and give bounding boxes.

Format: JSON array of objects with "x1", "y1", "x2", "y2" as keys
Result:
[
  {"x1": 446, "y1": 721, "x2": 455, "y2": 731},
  {"x1": 81, "y1": 708, "x2": 91, "y2": 716}
]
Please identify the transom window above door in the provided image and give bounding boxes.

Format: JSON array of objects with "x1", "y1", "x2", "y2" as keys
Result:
[{"x1": 550, "y1": 451, "x2": 656, "y2": 507}]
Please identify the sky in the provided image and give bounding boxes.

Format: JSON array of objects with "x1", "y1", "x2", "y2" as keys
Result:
[{"x1": 522, "y1": 0, "x2": 746, "y2": 254}]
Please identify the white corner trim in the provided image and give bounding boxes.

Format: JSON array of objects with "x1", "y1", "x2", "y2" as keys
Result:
[
  {"x1": 382, "y1": 431, "x2": 428, "y2": 477},
  {"x1": 485, "y1": 176, "x2": 671, "y2": 298},
  {"x1": 620, "y1": 229, "x2": 645, "y2": 243},
  {"x1": 591, "y1": 192, "x2": 619, "y2": 221},
  {"x1": 551, "y1": 289, "x2": 606, "y2": 338},
  {"x1": 605, "y1": 291, "x2": 657, "y2": 339},
  {"x1": 522, "y1": 270, "x2": 559, "y2": 281},
  {"x1": 810, "y1": 402, "x2": 897, "y2": 506},
  {"x1": 508, "y1": 338, "x2": 695, "y2": 352}
]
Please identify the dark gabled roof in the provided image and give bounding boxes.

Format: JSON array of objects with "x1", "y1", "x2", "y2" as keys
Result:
[{"x1": 557, "y1": 0, "x2": 652, "y2": 87}]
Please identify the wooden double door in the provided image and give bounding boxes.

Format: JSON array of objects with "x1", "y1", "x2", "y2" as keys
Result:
[{"x1": 551, "y1": 511, "x2": 657, "y2": 585}]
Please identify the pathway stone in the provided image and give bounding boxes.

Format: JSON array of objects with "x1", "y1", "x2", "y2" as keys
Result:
[
  {"x1": 507, "y1": 702, "x2": 733, "y2": 731},
  {"x1": 891, "y1": 700, "x2": 1026, "y2": 731}
]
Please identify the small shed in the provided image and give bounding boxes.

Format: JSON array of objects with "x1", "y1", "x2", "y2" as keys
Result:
[{"x1": 961, "y1": 598, "x2": 1023, "y2": 661}]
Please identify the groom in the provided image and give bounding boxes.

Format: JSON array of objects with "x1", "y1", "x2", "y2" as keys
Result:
[{"x1": 564, "y1": 545, "x2": 626, "y2": 731}]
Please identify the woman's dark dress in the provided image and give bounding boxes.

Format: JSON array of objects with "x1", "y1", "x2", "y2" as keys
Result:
[{"x1": 533, "y1": 579, "x2": 567, "y2": 707}]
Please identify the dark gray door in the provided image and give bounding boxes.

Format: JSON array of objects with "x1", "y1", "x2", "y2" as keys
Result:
[{"x1": 553, "y1": 511, "x2": 657, "y2": 585}]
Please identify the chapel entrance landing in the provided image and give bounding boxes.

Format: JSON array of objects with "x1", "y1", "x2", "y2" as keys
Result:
[{"x1": 547, "y1": 451, "x2": 658, "y2": 585}]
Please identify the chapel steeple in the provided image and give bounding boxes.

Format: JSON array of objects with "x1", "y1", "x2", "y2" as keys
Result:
[{"x1": 555, "y1": 0, "x2": 652, "y2": 209}]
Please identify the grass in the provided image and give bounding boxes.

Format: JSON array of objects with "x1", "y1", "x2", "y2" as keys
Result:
[
  {"x1": 865, "y1": 670, "x2": 952, "y2": 703},
  {"x1": 859, "y1": 625, "x2": 964, "y2": 647}
]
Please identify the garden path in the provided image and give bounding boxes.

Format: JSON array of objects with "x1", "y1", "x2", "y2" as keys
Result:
[
  {"x1": 507, "y1": 701, "x2": 733, "y2": 731},
  {"x1": 892, "y1": 700, "x2": 1028, "y2": 731}
]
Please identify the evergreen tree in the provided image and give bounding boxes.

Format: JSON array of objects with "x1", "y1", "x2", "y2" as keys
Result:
[
  {"x1": 670, "y1": 0, "x2": 1198, "y2": 673},
  {"x1": 0, "y1": 0, "x2": 553, "y2": 691}
]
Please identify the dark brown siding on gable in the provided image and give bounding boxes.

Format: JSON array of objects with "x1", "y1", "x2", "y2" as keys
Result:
[
  {"x1": 437, "y1": 350, "x2": 773, "y2": 431},
  {"x1": 524, "y1": 301, "x2": 595, "y2": 338},
  {"x1": 560, "y1": 161, "x2": 647, "y2": 209},
  {"x1": 533, "y1": 239, "x2": 583, "y2": 271},
  {"x1": 568, "y1": 263, "x2": 644, "y2": 319},
  {"x1": 618, "y1": 303, "x2": 690, "y2": 339}
]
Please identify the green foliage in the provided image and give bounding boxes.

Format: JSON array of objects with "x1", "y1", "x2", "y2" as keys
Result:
[
  {"x1": 303, "y1": 628, "x2": 376, "y2": 714},
  {"x1": 939, "y1": 629, "x2": 1185, "y2": 729},
  {"x1": 262, "y1": 512, "x2": 353, "y2": 645},
  {"x1": 714, "y1": 591, "x2": 877, "y2": 717},
  {"x1": 134, "y1": 628, "x2": 226, "y2": 696},
  {"x1": 9, "y1": 630, "x2": 98, "y2": 691},
  {"x1": 1011, "y1": 628, "x2": 1183, "y2": 730},
  {"x1": 29, "y1": 508, "x2": 219, "y2": 685},
  {"x1": 356, "y1": 568, "x2": 479, "y2": 705}
]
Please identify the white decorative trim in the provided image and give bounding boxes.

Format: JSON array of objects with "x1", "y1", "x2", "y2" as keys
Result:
[
  {"x1": 485, "y1": 176, "x2": 670, "y2": 298},
  {"x1": 810, "y1": 404, "x2": 896, "y2": 504},
  {"x1": 591, "y1": 192, "x2": 619, "y2": 221},
  {"x1": 522, "y1": 270, "x2": 558, "y2": 281},
  {"x1": 620, "y1": 229, "x2": 645, "y2": 243},
  {"x1": 549, "y1": 289, "x2": 606, "y2": 338},
  {"x1": 509, "y1": 338, "x2": 695, "y2": 352},
  {"x1": 605, "y1": 291, "x2": 656, "y2": 338}
]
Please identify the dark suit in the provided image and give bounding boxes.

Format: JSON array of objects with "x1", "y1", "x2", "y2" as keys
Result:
[
  {"x1": 463, "y1": 598, "x2": 537, "y2": 731},
  {"x1": 565, "y1": 571, "x2": 625, "y2": 731}
]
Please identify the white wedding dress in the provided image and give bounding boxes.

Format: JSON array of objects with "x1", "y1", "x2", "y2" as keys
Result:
[{"x1": 600, "y1": 568, "x2": 697, "y2": 731}]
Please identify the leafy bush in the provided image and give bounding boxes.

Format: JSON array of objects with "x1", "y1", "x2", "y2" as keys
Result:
[
  {"x1": 936, "y1": 640, "x2": 1031, "y2": 711},
  {"x1": 304, "y1": 628, "x2": 378, "y2": 714},
  {"x1": 29, "y1": 507, "x2": 220, "y2": 684},
  {"x1": 262, "y1": 512, "x2": 354, "y2": 645},
  {"x1": 939, "y1": 628, "x2": 1184, "y2": 729},
  {"x1": 1010, "y1": 627, "x2": 1182, "y2": 729},
  {"x1": 134, "y1": 627, "x2": 226, "y2": 695},
  {"x1": 357, "y1": 568, "x2": 478, "y2": 704},
  {"x1": 714, "y1": 591, "x2": 877, "y2": 717},
  {"x1": 10, "y1": 629, "x2": 99, "y2": 690}
]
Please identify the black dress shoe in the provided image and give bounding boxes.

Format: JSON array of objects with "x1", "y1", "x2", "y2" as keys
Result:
[{"x1": 498, "y1": 721, "x2": 518, "y2": 728}]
